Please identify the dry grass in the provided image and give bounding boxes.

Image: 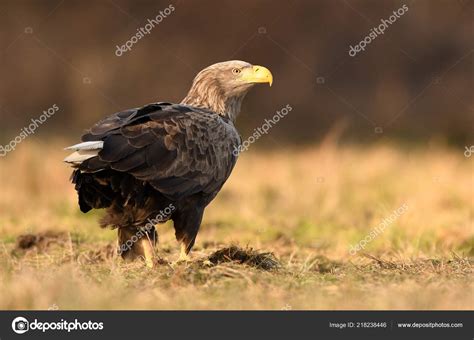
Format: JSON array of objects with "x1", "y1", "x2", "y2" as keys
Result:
[{"x1": 0, "y1": 139, "x2": 472, "y2": 310}]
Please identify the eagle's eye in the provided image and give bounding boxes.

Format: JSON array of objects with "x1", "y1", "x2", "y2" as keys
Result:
[{"x1": 232, "y1": 68, "x2": 241, "y2": 75}]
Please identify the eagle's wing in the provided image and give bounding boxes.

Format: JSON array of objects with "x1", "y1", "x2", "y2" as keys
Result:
[{"x1": 78, "y1": 103, "x2": 240, "y2": 200}]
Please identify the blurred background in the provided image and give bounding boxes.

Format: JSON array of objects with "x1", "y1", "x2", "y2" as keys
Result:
[{"x1": 0, "y1": 0, "x2": 472, "y2": 146}]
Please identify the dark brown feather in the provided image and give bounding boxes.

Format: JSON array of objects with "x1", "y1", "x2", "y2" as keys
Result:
[{"x1": 72, "y1": 102, "x2": 241, "y2": 252}]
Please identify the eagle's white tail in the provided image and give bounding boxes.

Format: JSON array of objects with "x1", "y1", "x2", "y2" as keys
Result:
[{"x1": 64, "y1": 141, "x2": 103, "y2": 164}]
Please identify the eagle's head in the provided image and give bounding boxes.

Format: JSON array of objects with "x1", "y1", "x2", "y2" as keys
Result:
[{"x1": 181, "y1": 60, "x2": 273, "y2": 122}]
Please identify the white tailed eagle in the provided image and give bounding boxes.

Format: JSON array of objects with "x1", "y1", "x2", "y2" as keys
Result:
[{"x1": 64, "y1": 60, "x2": 272, "y2": 267}]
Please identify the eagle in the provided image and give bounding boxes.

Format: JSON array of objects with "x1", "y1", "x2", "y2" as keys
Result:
[{"x1": 64, "y1": 60, "x2": 273, "y2": 267}]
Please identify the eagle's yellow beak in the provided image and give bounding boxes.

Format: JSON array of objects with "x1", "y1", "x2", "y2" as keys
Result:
[{"x1": 241, "y1": 65, "x2": 273, "y2": 86}]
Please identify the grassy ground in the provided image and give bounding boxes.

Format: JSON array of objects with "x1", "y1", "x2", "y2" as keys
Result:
[{"x1": 0, "y1": 139, "x2": 472, "y2": 309}]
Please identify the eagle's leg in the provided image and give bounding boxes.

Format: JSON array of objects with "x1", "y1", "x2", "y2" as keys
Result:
[
  {"x1": 178, "y1": 243, "x2": 190, "y2": 262},
  {"x1": 173, "y1": 207, "x2": 204, "y2": 263},
  {"x1": 117, "y1": 226, "x2": 157, "y2": 268}
]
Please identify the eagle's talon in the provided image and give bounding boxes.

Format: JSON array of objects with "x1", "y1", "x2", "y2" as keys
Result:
[
  {"x1": 145, "y1": 258, "x2": 154, "y2": 268},
  {"x1": 169, "y1": 244, "x2": 191, "y2": 267}
]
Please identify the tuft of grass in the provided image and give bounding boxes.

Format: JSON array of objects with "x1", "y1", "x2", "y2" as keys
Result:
[{"x1": 207, "y1": 245, "x2": 281, "y2": 270}]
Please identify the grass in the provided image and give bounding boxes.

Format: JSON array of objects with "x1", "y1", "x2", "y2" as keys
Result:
[{"x1": 0, "y1": 139, "x2": 472, "y2": 309}]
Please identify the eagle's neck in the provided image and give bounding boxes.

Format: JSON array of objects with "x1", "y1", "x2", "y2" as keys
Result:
[{"x1": 181, "y1": 75, "x2": 246, "y2": 123}]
